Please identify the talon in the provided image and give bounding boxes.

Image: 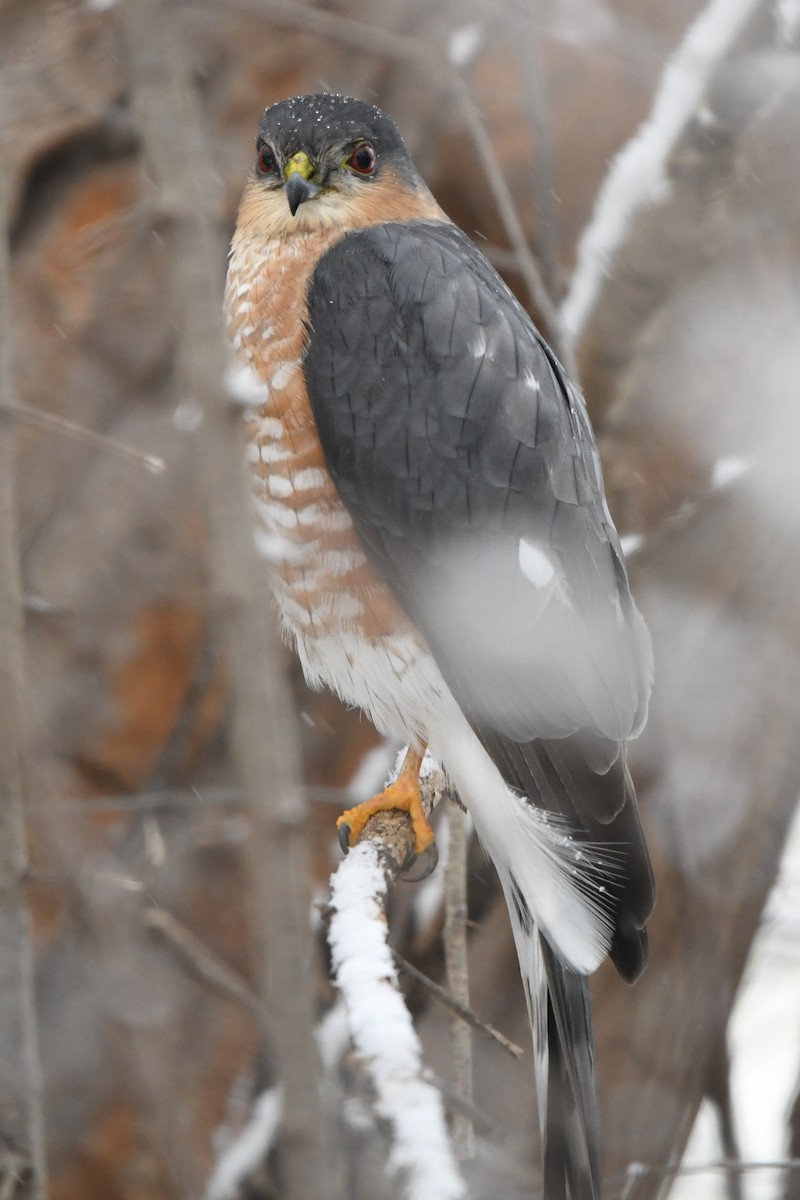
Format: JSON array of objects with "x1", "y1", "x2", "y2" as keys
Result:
[
  {"x1": 335, "y1": 745, "x2": 436, "y2": 859},
  {"x1": 337, "y1": 822, "x2": 352, "y2": 854},
  {"x1": 403, "y1": 842, "x2": 439, "y2": 883}
]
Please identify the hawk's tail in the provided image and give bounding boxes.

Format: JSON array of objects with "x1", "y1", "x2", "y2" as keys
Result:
[{"x1": 505, "y1": 892, "x2": 602, "y2": 1200}]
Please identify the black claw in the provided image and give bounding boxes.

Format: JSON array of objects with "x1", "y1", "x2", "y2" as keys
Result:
[
  {"x1": 402, "y1": 842, "x2": 439, "y2": 883},
  {"x1": 338, "y1": 823, "x2": 352, "y2": 855}
]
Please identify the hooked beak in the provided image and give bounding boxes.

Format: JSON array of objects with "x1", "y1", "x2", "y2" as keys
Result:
[
  {"x1": 285, "y1": 173, "x2": 320, "y2": 215},
  {"x1": 283, "y1": 151, "x2": 320, "y2": 216}
]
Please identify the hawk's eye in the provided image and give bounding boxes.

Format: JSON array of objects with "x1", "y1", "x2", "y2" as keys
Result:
[
  {"x1": 347, "y1": 143, "x2": 376, "y2": 175},
  {"x1": 257, "y1": 144, "x2": 278, "y2": 176}
]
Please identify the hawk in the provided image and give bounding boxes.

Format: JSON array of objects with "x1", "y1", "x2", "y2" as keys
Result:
[{"x1": 226, "y1": 93, "x2": 655, "y2": 1199}]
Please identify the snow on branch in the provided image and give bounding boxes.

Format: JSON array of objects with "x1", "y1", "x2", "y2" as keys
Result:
[
  {"x1": 328, "y1": 839, "x2": 466, "y2": 1200},
  {"x1": 560, "y1": 0, "x2": 763, "y2": 351},
  {"x1": 205, "y1": 1087, "x2": 283, "y2": 1200}
]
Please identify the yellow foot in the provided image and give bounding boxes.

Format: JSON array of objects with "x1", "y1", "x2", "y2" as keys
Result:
[{"x1": 336, "y1": 746, "x2": 435, "y2": 857}]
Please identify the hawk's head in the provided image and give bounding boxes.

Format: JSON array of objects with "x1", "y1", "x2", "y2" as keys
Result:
[{"x1": 237, "y1": 93, "x2": 442, "y2": 238}]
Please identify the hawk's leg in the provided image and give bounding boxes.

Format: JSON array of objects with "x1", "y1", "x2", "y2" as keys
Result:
[{"x1": 336, "y1": 745, "x2": 435, "y2": 857}]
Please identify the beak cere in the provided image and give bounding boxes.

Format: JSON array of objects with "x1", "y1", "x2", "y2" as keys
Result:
[{"x1": 285, "y1": 172, "x2": 319, "y2": 216}]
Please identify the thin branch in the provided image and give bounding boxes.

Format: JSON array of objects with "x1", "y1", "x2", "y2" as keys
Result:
[
  {"x1": 142, "y1": 906, "x2": 264, "y2": 1024},
  {"x1": 443, "y1": 800, "x2": 474, "y2": 1159},
  {"x1": 706, "y1": 1038, "x2": 744, "y2": 1200},
  {"x1": 617, "y1": 1156, "x2": 800, "y2": 1196},
  {"x1": 212, "y1": 0, "x2": 433, "y2": 68},
  {"x1": 515, "y1": 4, "x2": 559, "y2": 291},
  {"x1": 118, "y1": 1, "x2": 327, "y2": 1195},
  {"x1": 560, "y1": 0, "x2": 765, "y2": 351},
  {"x1": 0, "y1": 80, "x2": 48, "y2": 1200},
  {"x1": 437, "y1": 1084, "x2": 497, "y2": 1138},
  {"x1": 23, "y1": 782, "x2": 360, "y2": 816},
  {"x1": 444, "y1": 74, "x2": 576, "y2": 375},
  {"x1": 1, "y1": 400, "x2": 164, "y2": 475},
  {"x1": 393, "y1": 951, "x2": 524, "y2": 1061}
]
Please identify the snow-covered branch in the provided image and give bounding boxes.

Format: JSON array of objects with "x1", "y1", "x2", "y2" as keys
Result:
[
  {"x1": 560, "y1": 0, "x2": 763, "y2": 351},
  {"x1": 328, "y1": 840, "x2": 466, "y2": 1200},
  {"x1": 205, "y1": 1087, "x2": 283, "y2": 1200}
]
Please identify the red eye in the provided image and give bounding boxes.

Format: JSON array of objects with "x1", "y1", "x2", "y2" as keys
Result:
[
  {"x1": 257, "y1": 144, "x2": 277, "y2": 175},
  {"x1": 348, "y1": 143, "x2": 376, "y2": 175}
]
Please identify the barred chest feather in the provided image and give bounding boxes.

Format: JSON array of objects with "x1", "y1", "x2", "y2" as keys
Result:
[{"x1": 225, "y1": 224, "x2": 447, "y2": 742}]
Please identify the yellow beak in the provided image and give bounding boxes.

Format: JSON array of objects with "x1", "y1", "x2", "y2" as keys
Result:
[{"x1": 284, "y1": 151, "x2": 320, "y2": 215}]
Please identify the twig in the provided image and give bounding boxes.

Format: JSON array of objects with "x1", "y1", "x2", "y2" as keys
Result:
[
  {"x1": 0, "y1": 83, "x2": 48, "y2": 1200},
  {"x1": 392, "y1": 951, "x2": 524, "y2": 1061},
  {"x1": 437, "y1": 1084, "x2": 497, "y2": 1138},
  {"x1": 1, "y1": 400, "x2": 164, "y2": 475},
  {"x1": 616, "y1": 1156, "x2": 800, "y2": 1195},
  {"x1": 514, "y1": 5, "x2": 559, "y2": 291},
  {"x1": 706, "y1": 1037, "x2": 744, "y2": 1200},
  {"x1": 443, "y1": 801, "x2": 474, "y2": 1159},
  {"x1": 213, "y1": 0, "x2": 433, "y2": 67},
  {"x1": 119, "y1": 1, "x2": 327, "y2": 1195},
  {"x1": 0, "y1": 1156, "x2": 32, "y2": 1200},
  {"x1": 443, "y1": 75, "x2": 576, "y2": 375},
  {"x1": 23, "y1": 782, "x2": 360, "y2": 816},
  {"x1": 142, "y1": 906, "x2": 264, "y2": 1023},
  {"x1": 560, "y1": 0, "x2": 765, "y2": 351}
]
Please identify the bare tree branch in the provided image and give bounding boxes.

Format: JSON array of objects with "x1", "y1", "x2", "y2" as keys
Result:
[
  {"x1": 118, "y1": 0, "x2": 328, "y2": 1193},
  {"x1": 560, "y1": 0, "x2": 765, "y2": 352},
  {"x1": 393, "y1": 951, "x2": 523, "y2": 1061},
  {"x1": 142, "y1": 906, "x2": 263, "y2": 1022},
  {"x1": 0, "y1": 400, "x2": 164, "y2": 475},
  {"x1": 0, "y1": 85, "x2": 48, "y2": 1200},
  {"x1": 443, "y1": 801, "x2": 474, "y2": 1160},
  {"x1": 448, "y1": 74, "x2": 576, "y2": 373}
]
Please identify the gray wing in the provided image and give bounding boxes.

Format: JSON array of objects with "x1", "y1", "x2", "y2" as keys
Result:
[
  {"x1": 304, "y1": 221, "x2": 651, "y2": 741},
  {"x1": 304, "y1": 219, "x2": 654, "y2": 977}
]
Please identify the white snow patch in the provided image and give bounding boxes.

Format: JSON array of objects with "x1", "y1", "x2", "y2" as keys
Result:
[
  {"x1": 85, "y1": 0, "x2": 117, "y2": 9},
  {"x1": 205, "y1": 1087, "x2": 283, "y2": 1200},
  {"x1": 328, "y1": 843, "x2": 466, "y2": 1200},
  {"x1": 347, "y1": 739, "x2": 400, "y2": 799},
  {"x1": 173, "y1": 397, "x2": 203, "y2": 433},
  {"x1": 619, "y1": 532, "x2": 645, "y2": 558},
  {"x1": 315, "y1": 1000, "x2": 351, "y2": 1072},
  {"x1": 561, "y1": 0, "x2": 763, "y2": 348},
  {"x1": 225, "y1": 361, "x2": 269, "y2": 408},
  {"x1": 518, "y1": 538, "x2": 555, "y2": 587},
  {"x1": 672, "y1": 807, "x2": 800, "y2": 1200},
  {"x1": 711, "y1": 455, "x2": 751, "y2": 490},
  {"x1": 447, "y1": 24, "x2": 483, "y2": 68}
]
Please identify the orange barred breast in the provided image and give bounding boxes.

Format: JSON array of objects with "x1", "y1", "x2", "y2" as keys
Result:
[{"x1": 225, "y1": 176, "x2": 441, "y2": 648}]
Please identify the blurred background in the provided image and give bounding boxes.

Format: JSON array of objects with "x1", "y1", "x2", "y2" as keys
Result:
[{"x1": 2, "y1": 0, "x2": 800, "y2": 1197}]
